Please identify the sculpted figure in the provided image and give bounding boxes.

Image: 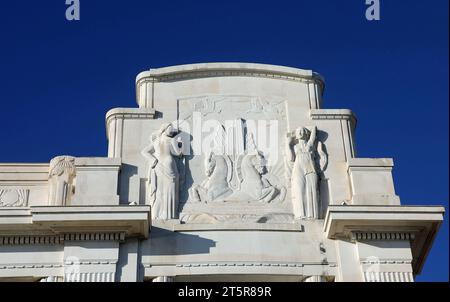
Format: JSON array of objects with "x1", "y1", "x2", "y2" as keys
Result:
[
  {"x1": 189, "y1": 152, "x2": 233, "y2": 203},
  {"x1": 48, "y1": 156, "x2": 76, "y2": 206},
  {"x1": 236, "y1": 151, "x2": 282, "y2": 203},
  {"x1": 287, "y1": 126, "x2": 327, "y2": 219},
  {"x1": 142, "y1": 123, "x2": 184, "y2": 220}
]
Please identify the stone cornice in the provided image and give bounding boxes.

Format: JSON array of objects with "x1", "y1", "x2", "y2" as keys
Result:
[
  {"x1": 136, "y1": 62, "x2": 325, "y2": 88},
  {"x1": 105, "y1": 108, "x2": 156, "y2": 138},
  {"x1": 310, "y1": 109, "x2": 357, "y2": 128},
  {"x1": 0, "y1": 206, "x2": 151, "y2": 243},
  {"x1": 323, "y1": 205, "x2": 445, "y2": 275}
]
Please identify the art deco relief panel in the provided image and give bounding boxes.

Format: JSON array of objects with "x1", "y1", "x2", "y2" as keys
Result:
[{"x1": 138, "y1": 93, "x2": 330, "y2": 224}]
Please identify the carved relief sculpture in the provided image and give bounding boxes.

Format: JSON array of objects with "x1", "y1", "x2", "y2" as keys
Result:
[
  {"x1": 142, "y1": 123, "x2": 184, "y2": 220},
  {"x1": 187, "y1": 124, "x2": 285, "y2": 205},
  {"x1": 48, "y1": 156, "x2": 76, "y2": 206},
  {"x1": 235, "y1": 150, "x2": 282, "y2": 203},
  {"x1": 287, "y1": 126, "x2": 327, "y2": 219},
  {"x1": 0, "y1": 189, "x2": 29, "y2": 207},
  {"x1": 189, "y1": 125, "x2": 233, "y2": 203},
  {"x1": 234, "y1": 133, "x2": 285, "y2": 203},
  {"x1": 189, "y1": 151, "x2": 233, "y2": 203}
]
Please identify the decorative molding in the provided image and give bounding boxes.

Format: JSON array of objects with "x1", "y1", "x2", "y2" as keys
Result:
[
  {"x1": 63, "y1": 233, "x2": 126, "y2": 242},
  {"x1": 105, "y1": 108, "x2": 157, "y2": 130},
  {"x1": 360, "y1": 259, "x2": 413, "y2": 265},
  {"x1": 352, "y1": 231, "x2": 415, "y2": 241},
  {"x1": 0, "y1": 263, "x2": 63, "y2": 270},
  {"x1": 64, "y1": 259, "x2": 117, "y2": 265},
  {"x1": 0, "y1": 232, "x2": 126, "y2": 246},
  {"x1": 0, "y1": 235, "x2": 62, "y2": 245},
  {"x1": 154, "y1": 71, "x2": 320, "y2": 85},
  {"x1": 144, "y1": 261, "x2": 337, "y2": 268},
  {"x1": 310, "y1": 109, "x2": 357, "y2": 125},
  {"x1": 137, "y1": 63, "x2": 324, "y2": 87}
]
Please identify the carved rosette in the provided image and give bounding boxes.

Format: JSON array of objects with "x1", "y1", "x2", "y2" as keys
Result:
[{"x1": 48, "y1": 156, "x2": 76, "y2": 206}]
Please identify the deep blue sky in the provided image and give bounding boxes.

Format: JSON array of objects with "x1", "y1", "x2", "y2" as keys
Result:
[{"x1": 0, "y1": 0, "x2": 448, "y2": 281}]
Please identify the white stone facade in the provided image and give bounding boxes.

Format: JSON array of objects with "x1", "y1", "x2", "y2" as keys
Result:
[{"x1": 0, "y1": 63, "x2": 444, "y2": 282}]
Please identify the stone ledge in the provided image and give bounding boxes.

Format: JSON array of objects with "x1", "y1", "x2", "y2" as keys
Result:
[
  {"x1": 310, "y1": 109, "x2": 357, "y2": 130},
  {"x1": 105, "y1": 107, "x2": 156, "y2": 121},
  {"x1": 310, "y1": 109, "x2": 356, "y2": 120},
  {"x1": 324, "y1": 205, "x2": 444, "y2": 236},
  {"x1": 143, "y1": 261, "x2": 338, "y2": 279},
  {"x1": 323, "y1": 205, "x2": 445, "y2": 274},
  {"x1": 0, "y1": 206, "x2": 151, "y2": 240},
  {"x1": 153, "y1": 220, "x2": 304, "y2": 232}
]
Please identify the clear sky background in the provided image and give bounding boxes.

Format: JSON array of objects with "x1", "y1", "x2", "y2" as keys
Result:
[{"x1": 0, "y1": 0, "x2": 448, "y2": 281}]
